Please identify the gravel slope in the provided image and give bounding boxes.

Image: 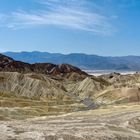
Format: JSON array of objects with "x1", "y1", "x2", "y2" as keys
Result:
[{"x1": 0, "y1": 104, "x2": 140, "y2": 140}]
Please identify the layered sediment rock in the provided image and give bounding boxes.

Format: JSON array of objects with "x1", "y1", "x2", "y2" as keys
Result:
[{"x1": 1, "y1": 53, "x2": 140, "y2": 120}]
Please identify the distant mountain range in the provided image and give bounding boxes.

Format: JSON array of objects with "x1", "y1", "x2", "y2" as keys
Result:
[
  {"x1": 3, "y1": 51, "x2": 140, "y2": 71},
  {"x1": 0, "y1": 53, "x2": 86, "y2": 76}
]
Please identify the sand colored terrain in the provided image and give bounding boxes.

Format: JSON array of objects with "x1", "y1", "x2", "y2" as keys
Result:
[
  {"x1": 0, "y1": 72, "x2": 140, "y2": 120},
  {"x1": 0, "y1": 70, "x2": 140, "y2": 140},
  {"x1": 0, "y1": 103, "x2": 140, "y2": 140}
]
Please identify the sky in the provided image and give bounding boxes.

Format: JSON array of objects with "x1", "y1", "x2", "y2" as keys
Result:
[{"x1": 0, "y1": 0, "x2": 140, "y2": 56}]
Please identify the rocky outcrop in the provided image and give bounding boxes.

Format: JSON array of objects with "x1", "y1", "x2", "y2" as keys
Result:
[
  {"x1": 0, "y1": 53, "x2": 87, "y2": 76},
  {"x1": 96, "y1": 72, "x2": 140, "y2": 104},
  {"x1": 66, "y1": 77, "x2": 108, "y2": 99},
  {"x1": 100, "y1": 72, "x2": 140, "y2": 88},
  {"x1": 0, "y1": 72, "x2": 68, "y2": 99},
  {"x1": 0, "y1": 71, "x2": 89, "y2": 119}
]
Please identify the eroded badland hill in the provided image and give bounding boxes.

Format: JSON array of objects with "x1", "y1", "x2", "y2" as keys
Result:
[{"x1": 0, "y1": 53, "x2": 140, "y2": 140}]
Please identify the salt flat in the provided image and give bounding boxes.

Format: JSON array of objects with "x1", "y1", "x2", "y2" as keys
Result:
[{"x1": 85, "y1": 70, "x2": 136, "y2": 76}]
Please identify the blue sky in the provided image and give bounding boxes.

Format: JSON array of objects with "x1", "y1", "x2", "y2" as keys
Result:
[{"x1": 0, "y1": 0, "x2": 140, "y2": 56}]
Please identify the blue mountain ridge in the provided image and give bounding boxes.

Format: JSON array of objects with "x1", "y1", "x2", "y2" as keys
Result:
[{"x1": 3, "y1": 51, "x2": 140, "y2": 70}]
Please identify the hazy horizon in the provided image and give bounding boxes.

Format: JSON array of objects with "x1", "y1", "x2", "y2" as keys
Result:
[
  {"x1": 2, "y1": 51, "x2": 140, "y2": 57},
  {"x1": 0, "y1": 0, "x2": 140, "y2": 56}
]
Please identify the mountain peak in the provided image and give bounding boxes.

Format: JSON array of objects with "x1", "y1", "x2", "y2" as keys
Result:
[
  {"x1": 0, "y1": 53, "x2": 14, "y2": 61},
  {"x1": 0, "y1": 53, "x2": 14, "y2": 67},
  {"x1": 0, "y1": 53, "x2": 87, "y2": 76}
]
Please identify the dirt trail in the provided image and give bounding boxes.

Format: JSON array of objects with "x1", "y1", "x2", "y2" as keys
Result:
[{"x1": 0, "y1": 104, "x2": 140, "y2": 140}]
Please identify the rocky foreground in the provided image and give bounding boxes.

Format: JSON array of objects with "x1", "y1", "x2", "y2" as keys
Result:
[
  {"x1": 0, "y1": 104, "x2": 140, "y2": 140},
  {"x1": 0, "y1": 53, "x2": 140, "y2": 140}
]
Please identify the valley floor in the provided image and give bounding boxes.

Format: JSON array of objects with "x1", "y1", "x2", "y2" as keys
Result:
[{"x1": 0, "y1": 103, "x2": 140, "y2": 140}]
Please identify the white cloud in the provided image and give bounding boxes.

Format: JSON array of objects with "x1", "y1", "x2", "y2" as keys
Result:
[{"x1": 0, "y1": 0, "x2": 115, "y2": 35}]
